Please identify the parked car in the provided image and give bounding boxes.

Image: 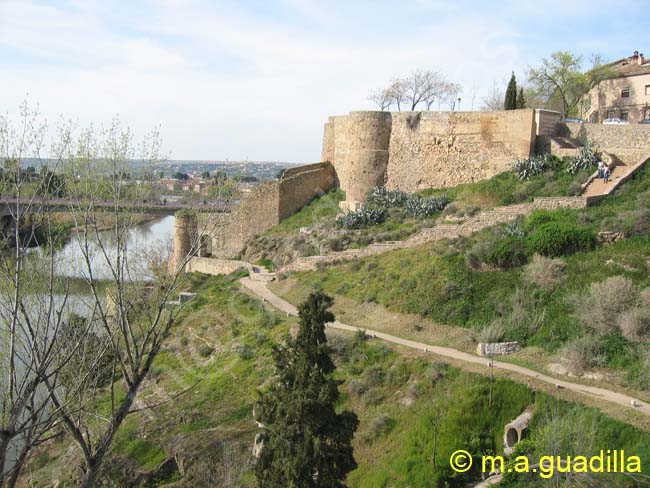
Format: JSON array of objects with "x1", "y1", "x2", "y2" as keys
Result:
[
  {"x1": 603, "y1": 118, "x2": 629, "y2": 125},
  {"x1": 564, "y1": 117, "x2": 585, "y2": 123},
  {"x1": 639, "y1": 119, "x2": 650, "y2": 124}
]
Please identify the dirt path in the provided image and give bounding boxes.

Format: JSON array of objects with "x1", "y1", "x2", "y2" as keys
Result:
[{"x1": 240, "y1": 277, "x2": 650, "y2": 417}]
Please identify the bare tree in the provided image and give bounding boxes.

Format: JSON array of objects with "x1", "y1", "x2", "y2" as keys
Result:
[
  {"x1": 368, "y1": 87, "x2": 393, "y2": 111},
  {"x1": 481, "y1": 81, "x2": 505, "y2": 111},
  {"x1": 0, "y1": 103, "x2": 99, "y2": 487},
  {"x1": 0, "y1": 104, "x2": 234, "y2": 486},
  {"x1": 403, "y1": 70, "x2": 443, "y2": 111},
  {"x1": 388, "y1": 78, "x2": 407, "y2": 112}
]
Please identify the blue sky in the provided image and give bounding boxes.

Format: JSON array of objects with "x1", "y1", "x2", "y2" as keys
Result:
[{"x1": 0, "y1": 0, "x2": 646, "y2": 162}]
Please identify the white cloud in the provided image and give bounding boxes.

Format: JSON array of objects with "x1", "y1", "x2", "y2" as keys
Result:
[{"x1": 0, "y1": 0, "x2": 637, "y2": 161}]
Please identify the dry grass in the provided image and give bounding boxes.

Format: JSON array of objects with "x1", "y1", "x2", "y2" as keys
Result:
[
  {"x1": 571, "y1": 276, "x2": 638, "y2": 334},
  {"x1": 523, "y1": 254, "x2": 566, "y2": 293}
]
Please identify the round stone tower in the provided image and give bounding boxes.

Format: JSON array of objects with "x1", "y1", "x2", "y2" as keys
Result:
[
  {"x1": 170, "y1": 211, "x2": 198, "y2": 272},
  {"x1": 334, "y1": 111, "x2": 392, "y2": 211}
]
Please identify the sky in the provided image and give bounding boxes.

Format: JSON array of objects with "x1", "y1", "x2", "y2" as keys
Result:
[{"x1": 0, "y1": 0, "x2": 647, "y2": 162}]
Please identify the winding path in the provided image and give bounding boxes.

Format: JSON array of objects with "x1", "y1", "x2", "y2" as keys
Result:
[{"x1": 240, "y1": 277, "x2": 650, "y2": 417}]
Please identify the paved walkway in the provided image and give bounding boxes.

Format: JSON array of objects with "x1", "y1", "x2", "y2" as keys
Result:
[{"x1": 240, "y1": 277, "x2": 650, "y2": 417}]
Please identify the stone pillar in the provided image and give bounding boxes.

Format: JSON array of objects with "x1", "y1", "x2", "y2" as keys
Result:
[
  {"x1": 171, "y1": 211, "x2": 198, "y2": 272},
  {"x1": 335, "y1": 111, "x2": 392, "y2": 211}
]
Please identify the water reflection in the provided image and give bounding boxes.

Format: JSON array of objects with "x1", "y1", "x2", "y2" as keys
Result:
[{"x1": 52, "y1": 215, "x2": 175, "y2": 280}]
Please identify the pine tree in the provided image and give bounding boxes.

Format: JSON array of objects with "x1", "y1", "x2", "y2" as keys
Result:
[
  {"x1": 516, "y1": 87, "x2": 526, "y2": 109},
  {"x1": 504, "y1": 72, "x2": 518, "y2": 110},
  {"x1": 254, "y1": 292, "x2": 359, "y2": 488}
]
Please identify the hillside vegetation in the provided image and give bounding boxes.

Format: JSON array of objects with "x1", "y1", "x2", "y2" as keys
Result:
[
  {"x1": 24, "y1": 271, "x2": 650, "y2": 487},
  {"x1": 278, "y1": 163, "x2": 650, "y2": 393}
]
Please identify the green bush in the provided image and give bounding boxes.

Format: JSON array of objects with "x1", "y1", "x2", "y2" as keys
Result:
[
  {"x1": 525, "y1": 222, "x2": 596, "y2": 257},
  {"x1": 486, "y1": 237, "x2": 527, "y2": 269}
]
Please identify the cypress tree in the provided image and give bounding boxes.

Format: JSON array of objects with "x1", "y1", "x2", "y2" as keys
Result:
[
  {"x1": 254, "y1": 292, "x2": 359, "y2": 488},
  {"x1": 516, "y1": 87, "x2": 526, "y2": 109},
  {"x1": 504, "y1": 72, "x2": 518, "y2": 110}
]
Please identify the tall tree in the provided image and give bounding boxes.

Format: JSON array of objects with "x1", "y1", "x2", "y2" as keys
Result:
[
  {"x1": 527, "y1": 51, "x2": 588, "y2": 117},
  {"x1": 516, "y1": 87, "x2": 526, "y2": 109},
  {"x1": 254, "y1": 292, "x2": 358, "y2": 488},
  {"x1": 504, "y1": 72, "x2": 518, "y2": 110}
]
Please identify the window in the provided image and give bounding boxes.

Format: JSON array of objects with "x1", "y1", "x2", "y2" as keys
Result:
[
  {"x1": 646, "y1": 85, "x2": 650, "y2": 96},
  {"x1": 620, "y1": 111, "x2": 629, "y2": 121},
  {"x1": 621, "y1": 87, "x2": 630, "y2": 98}
]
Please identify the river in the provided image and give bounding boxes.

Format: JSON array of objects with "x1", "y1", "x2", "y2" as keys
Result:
[{"x1": 53, "y1": 215, "x2": 175, "y2": 280}]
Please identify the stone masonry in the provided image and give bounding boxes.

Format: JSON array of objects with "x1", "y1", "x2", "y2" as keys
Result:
[{"x1": 323, "y1": 109, "x2": 538, "y2": 209}]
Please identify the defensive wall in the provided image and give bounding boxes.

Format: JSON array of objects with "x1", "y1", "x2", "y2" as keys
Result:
[
  {"x1": 323, "y1": 109, "x2": 547, "y2": 209},
  {"x1": 173, "y1": 108, "x2": 650, "y2": 267},
  {"x1": 172, "y1": 162, "x2": 337, "y2": 266}
]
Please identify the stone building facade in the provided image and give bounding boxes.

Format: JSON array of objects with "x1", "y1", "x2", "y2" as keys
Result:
[{"x1": 585, "y1": 50, "x2": 650, "y2": 123}]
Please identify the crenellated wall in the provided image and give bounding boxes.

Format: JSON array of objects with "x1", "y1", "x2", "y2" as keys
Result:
[{"x1": 323, "y1": 109, "x2": 537, "y2": 208}]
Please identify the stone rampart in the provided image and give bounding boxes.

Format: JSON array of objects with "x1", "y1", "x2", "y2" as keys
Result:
[
  {"x1": 197, "y1": 162, "x2": 336, "y2": 260},
  {"x1": 323, "y1": 109, "x2": 536, "y2": 207}
]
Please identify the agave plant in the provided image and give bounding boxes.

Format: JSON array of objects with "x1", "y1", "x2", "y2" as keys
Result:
[
  {"x1": 336, "y1": 207, "x2": 387, "y2": 229},
  {"x1": 404, "y1": 194, "x2": 450, "y2": 217},
  {"x1": 567, "y1": 143, "x2": 600, "y2": 175},
  {"x1": 512, "y1": 153, "x2": 555, "y2": 180},
  {"x1": 366, "y1": 187, "x2": 409, "y2": 207}
]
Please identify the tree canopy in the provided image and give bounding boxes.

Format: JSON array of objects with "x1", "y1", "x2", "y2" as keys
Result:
[{"x1": 254, "y1": 292, "x2": 359, "y2": 488}]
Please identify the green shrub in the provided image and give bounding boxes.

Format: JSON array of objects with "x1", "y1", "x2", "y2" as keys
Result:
[
  {"x1": 486, "y1": 237, "x2": 527, "y2": 269},
  {"x1": 525, "y1": 222, "x2": 596, "y2": 257},
  {"x1": 522, "y1": 209, "x2": 576, "y2": 233},
  {"x1": 198, "y1": 345, "x2": 214, "y2": 358}
]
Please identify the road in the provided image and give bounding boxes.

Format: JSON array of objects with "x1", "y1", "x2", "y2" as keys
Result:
[{"x1": 240, "y1": 277, "x2": 650, "y2": 417}]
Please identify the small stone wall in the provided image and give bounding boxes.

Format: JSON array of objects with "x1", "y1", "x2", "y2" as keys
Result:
[
  {"x1": 477, "y1": 342, "x2": 521, "y2": 357},
  {"x1": 564, "y1": 122, "x2": 650, "y2": 153},
  {"x1": 535, "y1": 109, "x2": 563, "y2": 137},
  {"x1": 186, "y1": 257, "x2": 250, "y2": 275}
]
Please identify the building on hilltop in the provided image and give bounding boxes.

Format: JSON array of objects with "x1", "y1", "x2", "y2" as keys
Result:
[{"x1": 584, "y1": 50, "x2": 650, "y2": 123}]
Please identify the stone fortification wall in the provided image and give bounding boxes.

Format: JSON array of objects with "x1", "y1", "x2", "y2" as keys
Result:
[
  {"x1": 564, "y1": 122, "x2": 650, "y2": 151},
  {"x1": 386, "y1": 110, "x2": 536, "y2": 191},
  {"x1": 278, "y1": 162, "x2": 337, "y2": 219},
  {"x1": 199, "y1": 162, "x2": 336, "y2": 260},
  {"x1": 323, "y1": 109, "x2": 536, "y2": 206},
  {"x1": 563, "y1": 122, "x2": 650, "y2": 165}
]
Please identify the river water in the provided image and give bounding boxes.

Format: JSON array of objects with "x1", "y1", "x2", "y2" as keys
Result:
[{"x1": 53, "y1": 215, "x2": 175, "y2": 280}]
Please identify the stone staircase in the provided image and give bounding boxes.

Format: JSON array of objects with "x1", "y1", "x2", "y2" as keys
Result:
[{"x1": 580, "y1": 152, "x2": 650, "y2": 203}]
